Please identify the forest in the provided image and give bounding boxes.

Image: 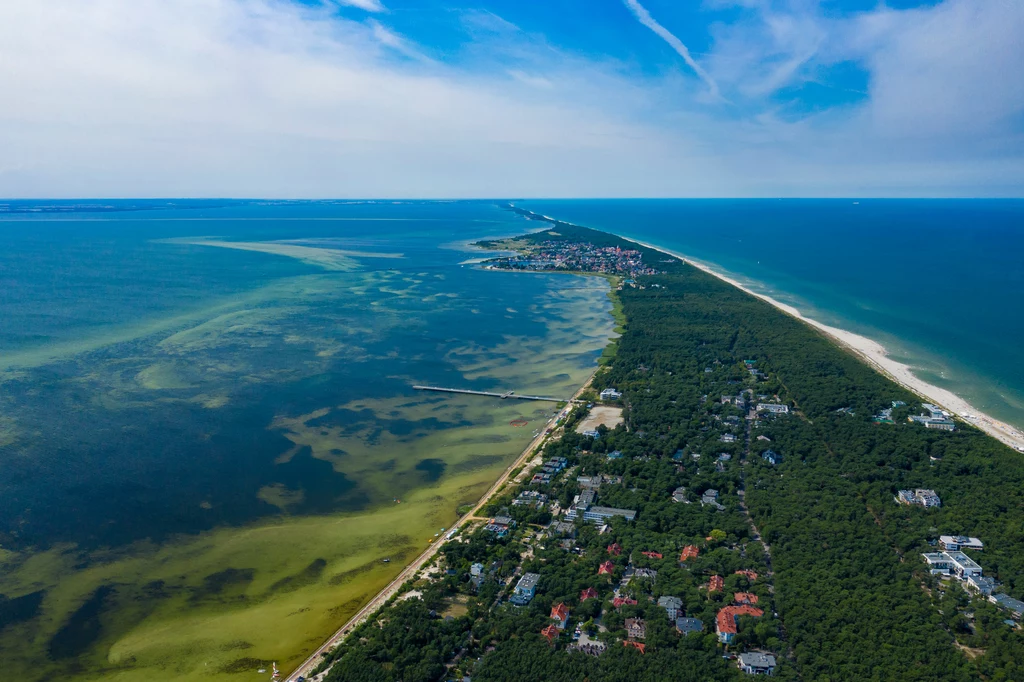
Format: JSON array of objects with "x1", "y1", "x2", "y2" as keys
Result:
[{"x1": 317, "y1": 217, "x2": 1024, "y2": 682}]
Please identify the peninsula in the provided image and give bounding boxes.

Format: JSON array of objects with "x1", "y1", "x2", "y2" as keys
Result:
[{"x1": 293, "y1": 218, "x2": 1024, "y2": 682}]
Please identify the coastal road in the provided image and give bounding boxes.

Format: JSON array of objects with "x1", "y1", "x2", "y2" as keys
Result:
[{"x1": 284, "y1": 377, "x2": 597, "y2": 682}]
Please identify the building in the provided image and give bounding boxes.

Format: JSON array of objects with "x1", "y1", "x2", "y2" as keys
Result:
[
  {"x1": 513, "y1": 490, "x2": 548, "y2": 508},
  {"x1": 580, "y1": 587, "x2": 599, "y2": 601},
  {"x1": 676, "y1": 617, "x2": 704, "y2": 636},
  {"x1": 736, "y1": 569, "x2": 759, "y2": 581},
  {"x1": 679, "y1": 545, "x2": 700, "y2": 562},
  {"x1": 606, "y1": 450, "x2": 623, "y2": 460},
  {"x1": 624, "y1": 618, "x2": 646, "y2": 640},
  {"x1": 583, "y1": 506, "x2": 636, "y2": 523},
  {"x1": 735, "y1": 592, "x2": 759, "y2": 605},
  {"x1": 940, "y1": 535, "x2": 983, "y2": 551},
  {"x1": 757, "y1": 403, "x2": 789, "y2": 415},
  {"x1": 577, "y1": 475, "x2": 600, "y2": 489},
  {"x1": 598, "y1": 561, "x2": 615, "y2": 576},
  {"x1": 541, "y1": 624, "x2": 560, "y2": 645},
  {"x1": 702, "y1": 489, "x2": 725, "y2": 510},
  {"x1": 990, "y1": 593, "x2": 1024, "y2": 620},
  {"x1": 738, "y1": 652, "x2": 777, "y2": 675},
  {"x1": 672, "y1": 487, "x2": 689, "y2": 503},
  {"x1": 921, "y1": 551, "x2": 983, "y2": 580},
  {"x1": 967, "y1": 575, "x2": 998, "y2": 596},
  {"x1": 721, "y1": 433, "x2": 737, "y2": 443},
  {"x1": 628, "y1": 567, "x2": 657, "y2": 583},
  {"x1": 622, "y1": 641, "x2": 646, "y2": 654},
  {"x1": 607, "y1": 543, "x2": 622, "y2": 556},
  {"x1": 510, "y1": 573, "x2": 540, "y2": 605},
  {"x1": 549, "y1": 520, "x2": 576, "y2": 537},
  {"x1": 642, "y1": 550, "x2": 663, "y2": 560},
  {"x1": 550, "y1": 602, "x2": 570, "y2": 629},
  {"x1": 708, "y1": 575, "x2": 724, "y2": 592},
  {"x1": 600, "y1": 388, "x2": 622, "y2": 401},
  {"x1": 897, "y1": 489, "x2": 941, "y2": 508},
  {"x1": 658, "y1": 596, "x2": 683, "y2": 620},
  {"x1": 612, "y1": 596, "x2": 637, "y2": 608},
  {"x1": 564, "y1": 490, "x2": 596, "y2": 521},
  {"x1": 762, "y1": 450, "x2": 783, "y2": 466},
  {"x1": 470, "y1": 563, "x2": 484, "y2": 577},
  {"x1": 582, "y1": 429, "x2": 600, "y2": 438},
  {"x1": 716, "y1": 605, "x2": 765, "y2": 643}
]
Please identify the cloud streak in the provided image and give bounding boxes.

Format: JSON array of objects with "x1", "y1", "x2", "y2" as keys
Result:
[{"x1": 622, "y1": 0, "x2": 721, "y2": 99}]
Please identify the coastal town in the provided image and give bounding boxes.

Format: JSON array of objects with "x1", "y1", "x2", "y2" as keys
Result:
[{"x1": 484, "y1": 239, "x2": 663, "y2": 280}]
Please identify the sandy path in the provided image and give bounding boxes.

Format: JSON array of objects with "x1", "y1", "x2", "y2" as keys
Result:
[{"x1": 629, "y1": 239, "x2": 1024, "y2": 453}]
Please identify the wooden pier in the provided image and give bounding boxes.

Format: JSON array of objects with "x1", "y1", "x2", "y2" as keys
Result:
[{"x1": 413, "y1": 385, "x2": 567, "y2": 403}]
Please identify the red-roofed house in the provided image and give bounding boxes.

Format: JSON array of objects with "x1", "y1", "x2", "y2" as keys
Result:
[
  {"x1": 716, "y1": 605, "x2": 764, "y2": 643},
  {"x1": 641, "y1": 551, "x2": 663, "y2": 560},
  {"x1": 679, "y1": 545, "x2": 700, "y2": 562},
  {"x1": 623, "y1": 641, "x2": 646, "y2": 654},
  {"x1": 735, "y1": 569, "x2": 759, "y2": 581},
  {"x1": 580, "y1": 587, "x2": 599, "y2": 602},
  {"x1": 612, "y1": 596, "x2": 638, "y2": 609},
  {"x1": 541, "y1": 624, "x2": 560, "y2": 644},
  {"x1": 551, "y1": 602, "x2": 570, "y2": 629},
  {"x1": 734, "y1": 592, "x2": 759, "y2": 605},
  {"x1": 607, "y1": 543, "x2": 623, "y2": 556},
  {"x1": 598, "y1": 561, "x2": 615, "y2": 575},
  {"x1": 707, "y1": 575, "x2": 724, "y2": 592}
]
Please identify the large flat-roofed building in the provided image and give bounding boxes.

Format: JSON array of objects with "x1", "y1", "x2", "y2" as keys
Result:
[
  {"x1": 582, "y1": 506, "x2": 636, "y2": 523},
  {"x1": 940, "y1": 535, "x2": 983, "y2": 551},
  {"x1": 922, "y1": 551, "x2": 982, "y2": 580},
  {"x1": 990, "y1": 593, "x2": 1024, "y2": 619},
  {"x1": 897, "y1": 488, "x2": 941, "y2": 507},
  {"x1": 510, "y1": 572, "x2": 540, "y2": 605},
  {"x1": 738, "y1": 652, "x2": 777, "y2": 675},
  {"x1": 757, "y1": 403, "x2": 789, "y2": 415}
]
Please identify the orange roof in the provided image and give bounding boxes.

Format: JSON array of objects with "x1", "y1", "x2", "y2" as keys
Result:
[
  {"x1": 707, "y1": 575, "x2": 724, "y2": 592},
  {"x1": 612, "y1": 596, "x2": 638, "y2": 608},
  {"x1": 623, "y1": 641, "x2": 646, "y2": 654},
  {"x1": 679, "y1": 545, "x2": 700, "y2": 561},
  {"x1": 598, "y1": 561, "x2": 615, "y2": 575},
  {"x1": 734, "y1": 592, "x2": 759, "y2": 605},
  {"x1": 735, "y1": 569, "x2": 759, "y2": 581},
  {"x1": 641, "y1": 551, "x2": 663, "y2": 559},
  {"x1": 541, "y1": 624, "x2": 560, "y2": 643},
  {"x1": 580, "y1": 587, "x2": 599, "y2": 601},
  {"x1": 607, "y1": 543, "x2": 623, "y2": 556},
  {"x1": 551, "y1": 602, "x2": 570, "y2": 621},
  {"x1": 716, "y1": 605, "x2": 764, "y2": 635}
]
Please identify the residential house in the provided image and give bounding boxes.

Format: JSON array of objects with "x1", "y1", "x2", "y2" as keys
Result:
[
  {"x1": 598, "y1": 561, "x2": 615, "y2": 576},
  {"x1": 735, "y1": 569, "x2": 759, "y2": 581},
  {"x1": 757, "y1": 403, "x2": 789, "y2": 415},
  {"x1": 580, "y1": 587, "x2": 599, "y2": 601},
  {"x1": 702, "y1": 489, "x2": 725, "y2": 510},
  {"x1": 606, "y1": 450, "x2": 624, "y2": 460},
  {"x1": 679, "y1": 545, "x2": 700, "y2": 562},
  {"x1": 716, "y1": 605, "x2": 765, "y2": 644},
  {"x1": 738, "y1": 652, "x2": 777, "y2": 675},
  {"x1": 658, "y1": 596, "x2": 683, "y2": 620},
  {"x1": 672, "y1": 486, "x2": 689, "y2": 503},
  {"x1": 897, "y1": 489, "x2": 942, "y2": 507},
  {"x1": 548, "y1": 520, "x2": 576, "y2": 537},
  {"x1": 735, "y1": 592, "x2": 759, "y2": 605},
  {"x1": 642, "y1": 551, "x2": 663, "y2": 560},
  {"x1": 991, "y1": 593, "x2": 1024, "y2": 620},
  {"x1": 940, "y1": 535, "x2": 984, "y2": 551},
  {"x1": 607, "y1": 543, "x2": 623, "y2": 556},
  {"x1": 541, "y1": 624, "x2": 560, "y2": 644},
  {"x1": 762, "y1": 450, "x2": 783, "y2": 466},
  {"x1": 510, "y1": 573, "x2": 540, "y2": 606},
  {"x1": 967, "y1": 575, "x2": 998, "y2": 596},
  {"x1": 470, "y1": 563, "x2": 484, "y2": 577},
  {"x1": 550, "y1": 602, "x2": 570, "y2": 629},
  {"x1": 600, "y1": 388, "x2": 622, "y2": 401},
  {"x1": 582, "y1": 429, "x2": 601, "y2": 438},
  {"x1": 676, "y1": 617, "x2": 704, "y2": 636},
  {"x1": 612, "y1": 596, "x2": 638, "y2": 609},
  {"x1": 624, "y1": 618, "x2": 646, "y2": 640},
  {"x1": 707, "y1": 575, "x2": 724, "y2": 592},
  {"x1": 720, "y1": 433, "x2": 737, "y2": 443}
]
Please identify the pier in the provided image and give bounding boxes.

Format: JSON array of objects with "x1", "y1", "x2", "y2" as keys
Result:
[{"x1": 413, "y1": 385, "x2": 568, "y2": 403}]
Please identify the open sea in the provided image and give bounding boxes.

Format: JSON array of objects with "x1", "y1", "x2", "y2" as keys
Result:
[
  {"x1": 520, "y1": 199, "x2": 1024, "y2": 432},
  {"x1": 1, "y1": 198, "x2": 1021, "y2": 681}
]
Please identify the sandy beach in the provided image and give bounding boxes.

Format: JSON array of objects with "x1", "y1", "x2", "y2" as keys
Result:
[{"x1": 627, "y1": 237, "x2": 1024, "y2": 453}]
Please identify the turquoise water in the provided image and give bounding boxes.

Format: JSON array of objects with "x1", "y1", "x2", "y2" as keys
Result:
[{"x1": 518, "y1": 199, "x2": 1024, "y2": 431}]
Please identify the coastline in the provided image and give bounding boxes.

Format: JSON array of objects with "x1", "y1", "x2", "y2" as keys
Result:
[{"x1": 626, "y1": 237, "x2": 1024, "y2": 453}]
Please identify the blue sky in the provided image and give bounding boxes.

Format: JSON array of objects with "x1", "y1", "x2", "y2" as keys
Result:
[{"x1": 1, "y1": 0, "x2": 1022, "y2": 197}]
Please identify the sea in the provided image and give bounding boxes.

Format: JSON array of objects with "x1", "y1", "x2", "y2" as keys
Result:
[
  {"x1": 1, "y1": 198, "x2": 1021, "y2": 681},
  {"x1": 520, "y1": 199, "x2": 1024, "y2": 432}
]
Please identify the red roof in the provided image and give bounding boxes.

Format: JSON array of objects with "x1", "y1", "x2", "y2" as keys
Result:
[
  {"x1": 580, "y1": 587, "x2": 599, "y2": 601},
  {"x1": 541, "y1": 624, "x2": 560, "y2": 643},
  {"x1": 735, "y1": 569, "x2": 759, "y2": 581},
  {"x1": 734, "y1": 592, "x2": 759, "y2": 605},
  {"x1": 679, "y1": 545, "x2": 700, "y2": 561},
  {"x1": 612, "y1": 596, "x2": 638, "y2": 608},
  {"x1": 641, "y1": 551, "x2": 663, "y2": 559},
  {"x1": 598, "y1": 561, "x2": 615, "y2": 575},
  {"x1": 623, "y1": 641, "x2": 646, "y2": 654},
  {"x1": 607, "y1": 543, "x2": 623, "y2": 556},
  {"x1": 551, "y1": 602, "x2": 570, "y2": 621},
  {"x1": 707, "y1": 575, "x2": 724, "y2": 592},
  {"x1": 716, "y1": 605, "x2": 764, "y2": 635}
]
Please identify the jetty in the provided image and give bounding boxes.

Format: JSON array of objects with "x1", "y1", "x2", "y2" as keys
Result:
[{"x1": 413, "y1": 385, "x2": 567, "y2": 403}]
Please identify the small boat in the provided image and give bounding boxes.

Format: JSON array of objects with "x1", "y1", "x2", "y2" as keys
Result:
[{"x1": 382, "y1": 558, "x2": 390, "y2": 563}]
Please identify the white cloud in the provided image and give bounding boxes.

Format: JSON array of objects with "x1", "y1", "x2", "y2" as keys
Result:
[
  {"x1": 336, "y1": 0, "x2": 385, "y2": 12},
  {"x1": 622, "y1": 0, "x2": 721, "y2": 99}
]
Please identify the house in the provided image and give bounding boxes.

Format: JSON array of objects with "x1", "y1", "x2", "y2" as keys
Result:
[
  {"x1": 734, "y1": 592, "x2": 759, "y2": 605},
  {"x1": 549, "y1": 520, "x2": 576, "y2": 537},
  {"x1": 738, "y1": 652, "x2": 777, "y2": 675},
  {"x1": 510, "y1": 572, "x2": 540, "y2": 605},
  {"x1": 896, "y1": 489, "x2": 941, "y2": 507},
  {"x1": 550, "y1": 602, "x2": 570, "y2": 629},
  {"x1": 720, "y1": 433, "x2": 737, "y2": 443},
  {"x1": 470, "y1": 563, "x2": 484, "y2": 577},
  {"x1": 940, "y1": 535, "x2": 983, "y2": 551},
  {"x1": 707, "y1": 575, "x2": 724, "y2": 592},
  {"x1": 606, "y1": 450, "x2": 623, "y2": 460},
  {"x1": 577, "y1": 475, "x2": 601, "y2": 489},
  {"x1": 607, "y1": 543, "x2": 623, "y2": 556},
  {"x1": 612, "y1": 596, "x2": 638, "y2": 608},
  {"x1": 513, "y1": 490, "x2": 548, "y2": 508},
  {"x1": 600, "y1": 388, "x2": 622, "y2": 401},
  {"x1": 624, "y1": 618, "x2": 646, "y2": 640},
  {"x1": 582, "y1": 429, "x2": 601, "y2": 438},
  {"x1": 756, "y1": 435, "x2": 772, "y2": 442},
  {"x1": 702, "y1": 489, "x2": 725, "y2": 510},
  {"x1": 485, "y1": 520, "x2": 512, "y2": 537},
  {"x1": 716, "y1": 605, "x2": 764, "y2": 643},
  {"x1": 676, "y1": 617, "x2": 704, "y2": 636},
  {"x1": 672, "y1": 487, "x2": 689, "y2": 504},
  {"x1": 531, "y1": 473, "x2": 552, "y2": 484},
  {"x1": 622, "y1": 641, "x2": 646, "y2": 654},
  {"x1": 658, "y1": 596, "x2": 683, "y2": 620},
  {"x1": 679, "y1": 545, "x2": 700, "y2": 562},
  {"x1": 757, "y1": 403, "x2": 789, "y2": 415},
  {"x1": 580, "y1": 587, "x2": 599, "y2": 601},
  {"x1": 583, "y1": 506, "x2": 637, "y2": 523},
  {"x1": 627, "y1": 567, "x2": 657, "y2": 583},
  {"x1": 762, "y1": 450, "x2": 783, "y2": 466},
  {"x1": 990, "y1": 593, "x2": 1024, "y2": 619},
  {"x1": 642, "y1": 551, "x2": 663, "y2": 560},
  {"x1": 967, "y1": 575, "x2": 998, "y2": 596},
  {"x1": 541, "y1": 624, "x2": 560, "y2": 644},
  {"x1": 598, "y1": 561, "x2": 616, "y2": 576},
  {"x1": 736, "y1": 569, "x2": 759, "y2": 581}
]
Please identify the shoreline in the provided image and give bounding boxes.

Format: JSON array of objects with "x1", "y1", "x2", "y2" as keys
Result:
[{"x1": 626, "y1": 237, "x2": 1024, "y2": 453}]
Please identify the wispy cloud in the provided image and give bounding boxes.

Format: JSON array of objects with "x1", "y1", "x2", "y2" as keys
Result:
[
  {"x1": 368, "y1": 20, "x2": 430, "y2": 61},
  {"x1": 622, "y1": 0, "x2": 721, "y2": 99},
  {"x1": 337, "y1": 0, "x2": 385, "y2": 12}
]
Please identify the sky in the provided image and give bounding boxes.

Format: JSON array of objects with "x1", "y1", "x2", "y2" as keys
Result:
[{"x1": 1, "y1": 0, "x2": 1022, "y2": 198}]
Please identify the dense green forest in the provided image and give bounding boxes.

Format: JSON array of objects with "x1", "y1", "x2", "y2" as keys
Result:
[{"x1": 317, "y1": 215, "x2": 1024, "y2": 682}]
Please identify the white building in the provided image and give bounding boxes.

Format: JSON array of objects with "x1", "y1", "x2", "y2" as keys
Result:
[
  {"x1": 738, "y1": 652, "x2": 777, "y2": 675},
  {"x1": 600, "y1": 388, "x2": 622, "y2": 401},
  {"x1": 897, "y1": 489, "x2": 941, "y2": 508},
  {"x1": 922, "y1": 551, "x2": 982, "y2": 580},
  {"x1": 940, "y1": 535, "x2": 983, "y2": 551},
  {"x1": 757, "y1": 403, "x2": 789, "y2": 415}
]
